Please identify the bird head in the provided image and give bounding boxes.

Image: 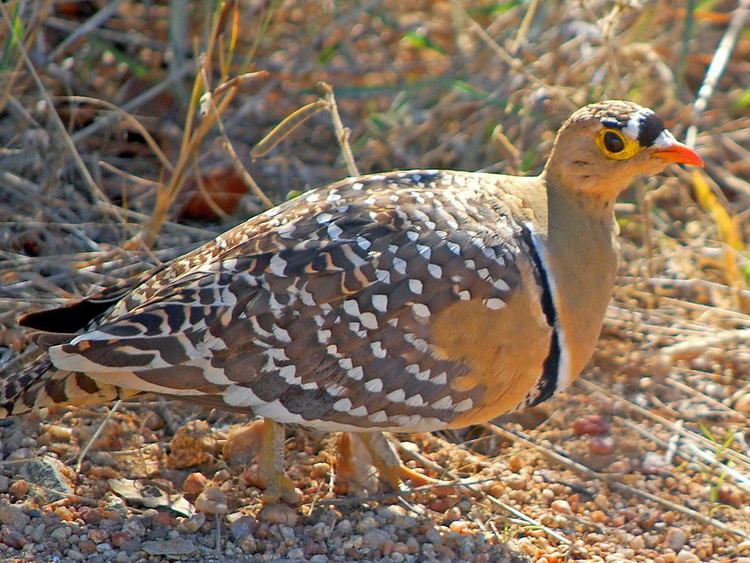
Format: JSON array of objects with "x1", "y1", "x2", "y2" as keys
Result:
[{"x1": 545, "y1": 100, "x2": 703, "y2": 201}]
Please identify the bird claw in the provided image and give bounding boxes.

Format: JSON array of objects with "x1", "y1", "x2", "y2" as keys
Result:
[
  {"x1": 259, "y1": 472, "x2": 302, "y2": 504},
  {"x1": 337, "y1": 432, "x2": 465, "y2": 497}
]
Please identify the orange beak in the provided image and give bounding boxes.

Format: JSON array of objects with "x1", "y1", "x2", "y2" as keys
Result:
[{"x1": 652, "y1": 141, "x2": 704, "y2": 167}]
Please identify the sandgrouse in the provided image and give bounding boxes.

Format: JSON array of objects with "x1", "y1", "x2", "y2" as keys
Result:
[{"x1": 2, "y1": 100, "x2": 702, "y2": 503}]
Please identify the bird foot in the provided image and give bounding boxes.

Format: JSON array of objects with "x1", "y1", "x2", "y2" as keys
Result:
[
  {"x1": 253, "y1": 419, "x2": 302, "y2": 504},
  {"x1": 336, "y1": 432, "x2": 465, "y2": 496},
  {"x1": 258, "y1": 470, "x2": 302, "y2": 504}
]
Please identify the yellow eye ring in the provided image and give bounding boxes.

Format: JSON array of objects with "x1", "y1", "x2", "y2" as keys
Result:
[{"x1": 596, "y1": 128, "x2": 640, "y2": 160}]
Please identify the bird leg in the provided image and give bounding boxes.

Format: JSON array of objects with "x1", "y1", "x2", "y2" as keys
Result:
[
  {"x1": 335, "y1": 431, "x2": 380, "y2": 495},
  {"x1": 337, "y1": 431, "x2": 462, "y2": 495},
  {"x1": 255, "y1": 418, "x2": 301, "y2": 504}
]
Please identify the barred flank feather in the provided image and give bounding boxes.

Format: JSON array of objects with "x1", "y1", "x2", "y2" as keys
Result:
[{"x1": 0, "y1": 353, "x2": 129, "y2": 417}]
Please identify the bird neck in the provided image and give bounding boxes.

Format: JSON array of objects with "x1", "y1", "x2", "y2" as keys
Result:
[
  {"x1": 543, "y1": 169, "x2": 619, "y2": 222},
  {"x1": 539, "y1": 171, "x2": 620, "y2": 382},
  {"x1": 544, "y1": 150, "x2": 632, "y2": 203}
]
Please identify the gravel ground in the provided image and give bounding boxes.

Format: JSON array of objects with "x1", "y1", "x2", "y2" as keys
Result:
[
  {"x1": 0, "y1": 411, "x2": 526, "y2": 563},
  {"x1": 1, "y1": 1, "x2": 749, "y2": 561}
]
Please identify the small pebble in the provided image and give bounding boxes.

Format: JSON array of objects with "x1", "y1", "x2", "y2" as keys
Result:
[
  {"x1": 703, "y1": 383, "x2": 726, "y2": 399},
  {"x1": 260, "y1": 503, "x2": 298, "y2": 526},
  {"x1": 80, "y1": 508, "x2": 103, "y2": 525},
  {"x1": 336, "y1": 519, "x2": 352, "y2": 535},
  {"x1": 0, "y1": 502, "x2": 30, "y2": 530},
  {"x1": 606, "y1": 460, "x2": 631, "y2": 473},
  {"x1": 506, "y1": 475, "x2": 528, "y2": 490},
  {"x1": 8, "y1": 480, "x2": 28, "y2": 498},
  {"x1": 590, "y1": 510, "x2": 608, "y2": 524},
  {"x1": 238, "y1": 536, "x2": 257, "y2": 553},
  {"x1": 356, "y1": 515, "x2": 378, "y2": 533},
  {"x1": 363, "y1": 528, "x2": 390, "y2": 550},
  {"x1": 444, "y1": 506, "x2": 461, "y2": 522},
  {"x1": 428, "y1": 498, "x2": 453, "y2": 512},
  {"x1": 222, "y1": 422, "x2": 263, "y2": 466},
  {"x1": 88, "y1": 529, "x2": 108, "y2": 543},
  {"x1": 717, "y1": 484, "x2": 744, "y2": 508},
  {"x1": 406, "y1": 536, "x2": 419, "y2": 553},
  {"x1": 589, "y1": 436, "x2": 614, "y2": 454},
  {"x1": 675, "y1": 550, "x2": 701, "y2": 563},
  {"x1": 195, "y1": 486, "x2": 228, "y2": 515},
  {"x1": 310, "y1": 462, "x2": 331, "y2": 479},
  {"x1": 230, "y1": 515, "x2": 258, "y2": 540},
  {"x1": 167, "y1": 420, "x2": 216, "y2": 469},
  {"x1": 143, "y1": 411, "x2": 165, "y2": 431},
  {"x1": 110, "y1": 531, "x2": 131, "y2": 548},
  {"x1": 734, "y1": 393, "x2": 750, "y2": 415},
  {"x1": 508, "y1": 455, "x2": 523, "y2": 472},
  {"x1": 393, "y1": 541, "x2": 409, "y2": 554},
  {"x1": 177, "y1": 512, "x2": 206, "y2": 534},
  {"x1": 593, "y1": 494, "x2": 610, "y2": 510},
  {"x1": 182, "y1": 472, "x2": 208, "y2": 496},
  {"x1": 449, "y1": 520, "x2": 471, "y2": 534},
  {"x1": 0, "y1": 528, "x2": 27, "y2": 549},
  {"x1": 424, "y1": 527, "x2": 442, "y2": 545},
  {"x1": 50, "y1": 526, "x2": 71, "y2": 542},
  {"x1": 571, "y1": 414, "x2": 610, "y2": 436},
  {"x1": 551, "y1": 500, "x2": 572, "y2": 514},
  {"x1": 54, "y1": 506, "x2": 75, "y2": 522},
  {"x1": 666, "y1": 528, "x2": 687, "y2": 551},
  {"x1": 213, "y1": 469, "x2": 231, "y2": 483}
]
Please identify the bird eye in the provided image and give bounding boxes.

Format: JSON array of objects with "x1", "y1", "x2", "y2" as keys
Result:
[{"x1": 603, "y1": 131, "x2": 625, "y2": 153}]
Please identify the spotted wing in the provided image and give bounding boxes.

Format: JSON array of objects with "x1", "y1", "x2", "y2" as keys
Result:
[{"x1": 47, "y1": 172, "x2": 544, "y2": 431}]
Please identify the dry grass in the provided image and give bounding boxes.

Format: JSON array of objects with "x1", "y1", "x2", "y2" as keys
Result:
[{"x1": 1, "y1": 0, "x2": 749, "y2": 561}]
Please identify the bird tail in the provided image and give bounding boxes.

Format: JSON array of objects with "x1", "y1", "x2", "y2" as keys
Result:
[{"x1": 0, "y1": 353, "x2": 130, "y2": 418}]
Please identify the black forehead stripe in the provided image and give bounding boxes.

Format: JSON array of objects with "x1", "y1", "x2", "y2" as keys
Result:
[
  {"x1": 601, "y1": 117, "x2": 627, "y2": 129},
  {"x1": 600, "y1": 112, "x2": 665, "y2": 147},
  {"x1": 636, "y1": 112, "x2": 665, "y2": 147}
]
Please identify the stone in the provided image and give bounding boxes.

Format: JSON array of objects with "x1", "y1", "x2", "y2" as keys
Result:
[
  {"x1": 675, "y1": 550, "x2": 701, "y2": 563},
  {"x1": 0, "y1": 528, "x2": 27, "y2": 549},
  {"x1": 167, "y1": 420, "x2": 216, "y2": 469},
  {"x1": 182, "y1": 472, "x2": 208, "y2": 496},
  {"x1": 551, "y1": 500, "x2": 572, "y2": 514},
  {"x1": 363, "y1": 529, "x2": 391, "y2": 550},
  {"x1": 734, "y1": 393, "x2": 750, "y2": 415},
  {"x1": 0, "y1": 502, "x2": 29, "y2": 530},
  {"x1": 666, "y1": 528, "x2": 687, "y2": 552},
  {"x1": 177, "y1": 512, "x2": 206, "y2": 534},
  {"x1": 195, "y1": 486, "x2": 228, "y2": 515},
  {"x1": 260, "y1": 504, "x2": 298, "y2": 526},
  {"x1": 230, "y1": 515, "x2": 258, "y2": 540},
  {"x1": 50, "y1": 526, "x2": 72, "y2": 542},
  {"x1": 571, "y1": 414, "x2": 610, "y2": 436},
  {"x1": 21, "y1": 456, "x2": 74, "y2": 502},
  {"x1": 7, "y1": 480, "x2": 28, "y2": 498}
]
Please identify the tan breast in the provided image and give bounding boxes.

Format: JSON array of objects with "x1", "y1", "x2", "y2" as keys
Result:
[{"x1": 428, "y1": 256, "x2": 552, "y2": 427}]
